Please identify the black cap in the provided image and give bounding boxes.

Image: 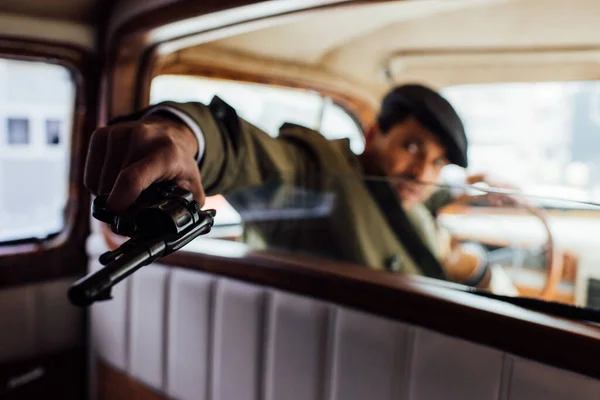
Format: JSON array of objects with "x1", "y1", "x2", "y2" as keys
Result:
[{"x1": 378, "y1": 84, "x2": 468, "y2": 168}]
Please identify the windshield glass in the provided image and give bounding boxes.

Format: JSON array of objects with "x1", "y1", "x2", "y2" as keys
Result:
[
  {"x1": 441, "y1": 81, "x2": 600, "y2": 209},
  {"x1": 186, "y1": 172, "x2": 600, "y2": 309}
]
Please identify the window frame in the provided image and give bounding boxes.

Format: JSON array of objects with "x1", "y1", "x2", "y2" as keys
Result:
[{"x1": 0, "y1": 37, "x2": 90, "y2": 256}]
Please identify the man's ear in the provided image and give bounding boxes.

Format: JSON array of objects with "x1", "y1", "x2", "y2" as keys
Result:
[{"x1": 364, "y1": 121, "x2": 380, "y2": 147}]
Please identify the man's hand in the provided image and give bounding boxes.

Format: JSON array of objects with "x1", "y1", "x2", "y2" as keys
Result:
[{"x1": 84, "y1": 115, "x2": 204, "y2": 212}]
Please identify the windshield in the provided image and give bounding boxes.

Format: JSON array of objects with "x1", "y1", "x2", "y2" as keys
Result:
[
  {"x1": 186, "y1": 172, "x2": 600, "y2": 312},
  {"x1": 441, "y1": 81, "x2": 600, "y2": 210}
]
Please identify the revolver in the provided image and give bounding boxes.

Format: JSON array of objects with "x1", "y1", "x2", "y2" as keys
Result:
[{"x1": 68, "y1": 181, "x2": 216, "y2": 307}]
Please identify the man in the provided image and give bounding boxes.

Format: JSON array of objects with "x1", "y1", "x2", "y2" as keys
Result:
[{"x1": 85, "y1": 83, "x2": 490, "y2": 285}]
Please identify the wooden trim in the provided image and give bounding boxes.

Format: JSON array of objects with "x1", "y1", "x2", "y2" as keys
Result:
[
  {"x1": 517, "y1": 285, "x2": 575, "y2": 305},
  {"x1": 0, "y1": 37, "x2": 97, "y2": 287},
  {"x1": 97, "y1": 360, "x2": 165, "y2": 400}
]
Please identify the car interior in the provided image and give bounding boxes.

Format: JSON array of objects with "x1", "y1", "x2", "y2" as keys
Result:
[{"x1": 2, "y1": 0, "x2": 600, "y2": 399}]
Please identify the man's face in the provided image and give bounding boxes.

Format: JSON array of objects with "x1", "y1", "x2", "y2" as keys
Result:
[{"x1": 366, "y1": 116, "x2": 449, "y2": 209}]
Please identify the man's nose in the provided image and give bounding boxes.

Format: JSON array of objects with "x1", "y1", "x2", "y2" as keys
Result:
[{"x1": 407, "y1": 158, "x2": 428, "y2": 181}]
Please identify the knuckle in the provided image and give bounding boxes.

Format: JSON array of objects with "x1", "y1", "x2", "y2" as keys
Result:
[
  {"x1": 130, "y1": 125, "x2": 152, "y2": 142},
  {"x1": 168, "y1": 156, "x2": 185, "y2": 176},
  {"x1": 90, "y1": 127, "x2": 108, "y2": 145},
  {"x1": 156, "y1": 138, "x2": 182, "y2": 162},
  {"x1": 157, "y1": 134, "x2": 178, "y2": 150},
  {"x1": 119, "y1": 167, "x2": 143, "y2": 191}
]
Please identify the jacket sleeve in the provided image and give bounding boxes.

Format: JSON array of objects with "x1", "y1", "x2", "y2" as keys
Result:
[
  {"x1": 109, "y1": 96, "x2": 314, "y2": 197},
  {"x1": 423, "y1": 188, "x2": 455, "y2": 217}
]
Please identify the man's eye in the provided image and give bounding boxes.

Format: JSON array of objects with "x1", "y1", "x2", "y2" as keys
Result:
[{"x1": 405, "y1": 141, "x2": 419, "y2": 153}]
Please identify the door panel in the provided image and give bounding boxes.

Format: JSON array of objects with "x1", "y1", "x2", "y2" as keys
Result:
[
  {"x1": 91, "y1": 255, "x2": 600, "y2": 400},
  {"x1": 0, "y1": 278, "x2": 83, "y2": 363},
  {"x1": 0, "y1": 278, "x2": 85, "y2": 398}
]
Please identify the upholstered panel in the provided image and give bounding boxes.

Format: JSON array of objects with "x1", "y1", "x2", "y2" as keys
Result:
[
  {"x1": 212, "y1": 278, "x2": 265, "y2": 400},
  {"x1": 0, "y1": 276, "x2": 83, "y2": 363},
  {"x1": 129, "y1": 265, "x2": 170, "y2": 390},
  {"x1": 166, "y1": 269, "x2": 214, "y2": 400},
  {"x1": 329, "y1": 308, "x2": 409, "y2": 400},
  {"x1": 508, "y1": 357, "x2": 600, "y2": 400},
  {"x1": 90, "y1": 263, "x2": 600, "y2": 400},
  {"x1": 89, "y1": 257, "x2": 129, "y2": 371},
  {"x1": 409, "y1": 328, "x2": 504, "y2": 400},
  {"x1": 265, "y1": 291, "x2": 331, "y2": 400}
]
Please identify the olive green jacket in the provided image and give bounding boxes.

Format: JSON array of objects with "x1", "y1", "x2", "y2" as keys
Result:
[{"x1": 118, "y1": 97, "x2": 443, "y2": 276}]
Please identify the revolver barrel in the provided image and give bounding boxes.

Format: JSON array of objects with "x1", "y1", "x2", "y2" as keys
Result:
[{"x1": 68, "y1": 238, "x2": 166, "y2": 307}]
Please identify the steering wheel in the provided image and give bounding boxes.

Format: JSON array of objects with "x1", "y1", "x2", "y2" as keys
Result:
[{"x1": 438, "y1": 192, "x2": 563, "y2": 300}]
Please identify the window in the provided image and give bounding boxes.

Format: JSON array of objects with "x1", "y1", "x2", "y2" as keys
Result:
[
  {"x1": 150, "y1": 74, "x2": 364, "y2": 227},
  {"x1": 0, "y1": 58, "x2": 75, "y2": 242},
  {"x1": 441, "y1": 81, "x2": 600, "y2": 209},
  {"x1": 151, "y1": 75, "x2": 363, "y2": 149},
  {"x1": 7, "y1": 118, "x2": 29, "y2": 145},
  {"x1": 46, "y1": 119, "x2": 61, "y2": 145}
]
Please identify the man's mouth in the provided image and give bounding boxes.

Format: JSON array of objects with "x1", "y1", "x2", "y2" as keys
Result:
[{"x1": 394, "y1": 181, "x2": 423, "y2": 203}]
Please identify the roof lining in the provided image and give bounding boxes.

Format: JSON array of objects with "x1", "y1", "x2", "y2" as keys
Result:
[
  {"x1": 0, "y1": 13, "x2": 95, "y2": 50},
  {"x1": 167, "y1": 0, "x2": 600, "y2": 100}
]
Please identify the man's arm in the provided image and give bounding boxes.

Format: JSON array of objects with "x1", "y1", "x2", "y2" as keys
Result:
[
  {"x1": 84, "y1": 96, "x2": 310, "y2": 212},
  {"x1": 438, "y1": 227, "x2": 492, "y2": 288}
]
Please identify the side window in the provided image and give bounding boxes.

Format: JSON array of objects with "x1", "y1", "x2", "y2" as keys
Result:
[
  {"x1": 150, "y1": 74, "x2": 364, "y2": 228},
  {"x1": 0, "y1": 58, "x2": 75, "y2": 243},
  {"x1": 320, "y1": 98, "x2": 364, "y2": 153}
]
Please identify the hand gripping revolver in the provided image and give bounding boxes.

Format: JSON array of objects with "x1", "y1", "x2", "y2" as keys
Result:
[{"x1": 68, "y1": 181, "x2": 215, "y2": 307}]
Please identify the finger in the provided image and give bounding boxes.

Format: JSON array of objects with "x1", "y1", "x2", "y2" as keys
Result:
[
  {"x1": 176, "y1": 168, "x2": 205, "y2": 207},
  {"x1": 98, "y1": 127, "x2": 131, "y2": 195},
  {"x1": 107, "y1": 153, "x2": 169, "y2": 212},
  {"x1": 84, "y1": 128, "x2": 109, "y2": 195}
]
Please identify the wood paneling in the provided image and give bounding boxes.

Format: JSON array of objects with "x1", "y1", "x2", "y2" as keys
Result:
[{"x1": 97, "y1": 360, "x2": 166, "y2": 400}]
